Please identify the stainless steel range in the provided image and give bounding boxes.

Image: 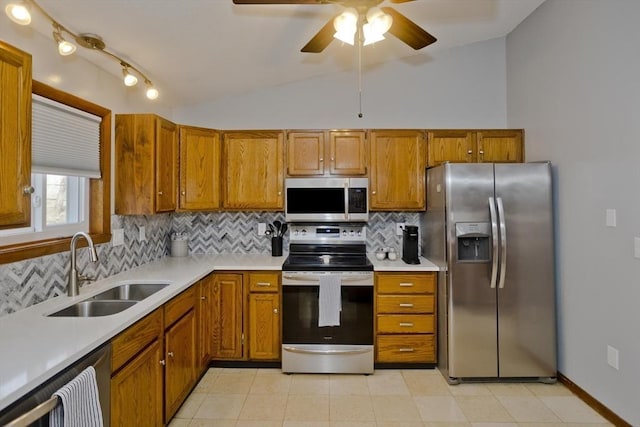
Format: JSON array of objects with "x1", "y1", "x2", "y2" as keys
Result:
[{"x1": 281, "y1": 224, "x2": 374, "y2": 374}]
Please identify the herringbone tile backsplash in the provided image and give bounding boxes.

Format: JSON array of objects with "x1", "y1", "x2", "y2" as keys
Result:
[{"x1": 0, "y1": 211, "x2": 418, "y2": 317}]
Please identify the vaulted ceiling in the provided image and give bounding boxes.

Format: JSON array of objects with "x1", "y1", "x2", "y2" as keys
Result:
[{"x1": 15, "y1": 0, "x2": 546, "y2": 108}]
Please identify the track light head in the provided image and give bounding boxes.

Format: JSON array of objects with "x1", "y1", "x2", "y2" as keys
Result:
[{"x1": 5, "y1": 2, "x2": 31, "y2": 25}]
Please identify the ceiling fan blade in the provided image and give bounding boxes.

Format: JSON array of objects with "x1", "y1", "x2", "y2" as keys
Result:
[
  {"x1": 301, "y1": 15, "x2": 338, "y2": 53},
  {"x1": 388, "y1": 0, "x2": 416, "y2": 3},
  {"x1": 232, "y1": 0, "x2": 324, "y2": 4},
  {"x1": 381, "y1": 6, "x2": 437, "y2": 50}
]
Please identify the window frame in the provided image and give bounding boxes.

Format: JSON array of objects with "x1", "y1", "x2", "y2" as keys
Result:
[{"x1": 0, "y1": 81, "x2": 111, "y2": 264}]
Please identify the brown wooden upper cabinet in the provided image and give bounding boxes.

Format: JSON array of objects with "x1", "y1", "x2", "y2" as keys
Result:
[
  {"x1": 178, "y1": 126, "x2": 221, "y2": 210},
  {"x1": 222, "y1": 130, "x2": 284, "y2": 210},
  {"x1": 0, "y1": 41, "x2": 32, "y2": 229},
  {"x1": 369, "y1": 130, "x2": 426, "y2": 211},
  {"x1": 286, "y1": 130, "x2": 367, "y2": 176},
  {"x1": 115, "y1": 114, "x2": 178, "y2": 215},
  {"x1": 427, "y1": 129, "x2": 524, "y2": 167}
]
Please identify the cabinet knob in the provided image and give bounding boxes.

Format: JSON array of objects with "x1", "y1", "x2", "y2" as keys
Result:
[
  {"x1": 372, "y1": 191, "x2": 376, "y2": 195},
  {"x1": 278, "y1": 191, "x2": 282, "y2": 195},
  {"x1": 273, "y1": 308, "x2": 279, "y2": 314},
  {"x1": 479, "y1": 150, "x2": 484, "y2": 155},
  {"x1": 181, "y1": 191, "x2": 186, "y2": 195},
  {"x1": 201, "y1": 296, "x2": 206, "y2": 300},
  {"x1": 331, "y1": 157, "x2": 335, "y2": 161},
  {"x1": 168, "y1": 351, "x2": 174, "y2": 358},
  {"x1": 158, "y1": 191, "x2": 163, "y2": 196},
  {"x1": 467, "y1": 150, "x2": 473, "y2": 155},
  {"x1": 160, "y1": 359, "x2": 166, "y2": 366},
  {"x1": 23, "y1": 186, "x2": 35, "y2": 195},
  {"x1": 319, "y1": 158, "x2": 324, "y2": 162}
]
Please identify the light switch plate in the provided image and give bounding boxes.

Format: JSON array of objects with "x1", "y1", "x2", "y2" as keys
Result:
[
  {"x1": 112, "y1": 229, "x2": 124, "y2": 246},
  {"x1": 258, "y1": 223, "x2": 267, "y2": 236},
  {"x1": 607, "y1": 345, "x2": 619, "y2": 370},
  {"x1": 606, "y1": 209, "x2": 616, "y2": 227}
]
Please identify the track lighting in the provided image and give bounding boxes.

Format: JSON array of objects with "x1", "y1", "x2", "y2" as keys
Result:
[
  {"x1": 5, "y1": 2, "x2": 31, "y2": 25},
  {"x1": 145, "y1": 80, "x2": 159, "y2": 100},
  {"x1": 4, "y1": 0, "x2": 158, "y2": 101},
  {"x1": 122, "y1": 64, "x2": 138, "y2": 87},
  {"x1": 52, "y1": 25, "x2": 76, "y2": 56}
]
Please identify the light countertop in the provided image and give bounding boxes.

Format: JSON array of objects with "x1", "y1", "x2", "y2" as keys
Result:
[{"x1": 0, "y1": 252, "x2": 439, "y2": 412}]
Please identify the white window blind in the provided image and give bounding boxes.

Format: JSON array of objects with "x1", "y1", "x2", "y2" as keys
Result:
[{"x1": 32, "y1": 94, "x2": 101, "y2": 178}]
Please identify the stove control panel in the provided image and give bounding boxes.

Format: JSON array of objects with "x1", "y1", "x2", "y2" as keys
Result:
[{"x1": 288, "y1": 224, "x2": 366, "y2": 243}]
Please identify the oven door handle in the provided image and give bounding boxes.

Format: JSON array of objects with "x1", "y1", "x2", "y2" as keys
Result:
[
  {"x1": 282, "y1": 346, "x2": 372, "y2": 355},
  {"x1": 282, "y1": 274, "x2": 373, "y2": 283}
]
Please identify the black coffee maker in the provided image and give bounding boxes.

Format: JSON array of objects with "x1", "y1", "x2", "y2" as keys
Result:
[{"x1": 402, "y1": 225, "x2": 420, "y2": 264}]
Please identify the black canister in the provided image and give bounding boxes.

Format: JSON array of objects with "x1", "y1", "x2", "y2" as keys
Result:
[
  {"x1": 271, "y1": 236, "x2": 283, "y2": 257},
  {"x1": 402, "y1": 225, "x2": 420, "y2": 264}
]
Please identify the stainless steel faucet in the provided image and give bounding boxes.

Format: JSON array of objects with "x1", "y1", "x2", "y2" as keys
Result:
[{"x1": 68, "y1": 232, "x2": 99, "y2": 297}]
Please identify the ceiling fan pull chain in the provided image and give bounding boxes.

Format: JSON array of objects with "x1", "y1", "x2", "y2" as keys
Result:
[{"x1": 358, "y1": 24, "x2": 363, "y2": 118}]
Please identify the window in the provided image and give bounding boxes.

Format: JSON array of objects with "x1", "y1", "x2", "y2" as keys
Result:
[{"x1": 0, "y1": 81, "x2": 111, "y2": 264}]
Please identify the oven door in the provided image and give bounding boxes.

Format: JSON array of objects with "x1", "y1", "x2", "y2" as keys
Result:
[{"x1": 282, "y1": 271, "x2": 374, "y2": 345}]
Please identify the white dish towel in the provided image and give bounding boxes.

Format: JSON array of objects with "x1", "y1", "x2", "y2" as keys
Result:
[
  {"x1": 318, "y1": 274, "x2": 342, "y2": 327},
  {"x1": 50, "y1": 366, "x2": 103, "y2": 427}
]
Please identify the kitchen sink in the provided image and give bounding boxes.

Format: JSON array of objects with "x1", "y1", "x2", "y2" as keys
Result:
[
  {"x1": 90, "y1": 283, "x2": 169, "y2": 301},
  {"x1": 48, "y1": 300, "x2": 138, "y2": 317}
]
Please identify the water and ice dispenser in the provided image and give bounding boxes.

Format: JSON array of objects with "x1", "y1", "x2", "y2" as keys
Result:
[{"x1": 455, "y1": 222, "x2": 491, "y2": 262}]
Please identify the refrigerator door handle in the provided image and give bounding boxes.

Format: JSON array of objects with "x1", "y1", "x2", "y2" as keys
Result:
[
  {"x1": 497, "y1": 197, "x2": 507, "y2": 289},
  {"x1": 489, "y1": 197, "x2": 499, "y2": 289}
]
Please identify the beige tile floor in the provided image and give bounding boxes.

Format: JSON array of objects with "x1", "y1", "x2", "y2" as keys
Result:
[{"x1": 168, "y1": 368, "x2": 613, "y2": 427}]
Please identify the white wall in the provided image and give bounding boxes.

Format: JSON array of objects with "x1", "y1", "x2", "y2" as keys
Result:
[
  {"x1": 507, "y1": 0, "x2": 640, "y2": 424},
  {"x1": 173, "y1": 38, "x2": 508, "y2": 130}
]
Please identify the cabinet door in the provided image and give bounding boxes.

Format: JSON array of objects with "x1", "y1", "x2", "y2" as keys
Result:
[
  {"x1": 287, "y1": 131, "x2": 324, "y2": 176},
  {"x1": 198, "y1": 275, "x2": 213, "y2": 373},
  {"x1": 426, "y1": 130, "x2": 476, "y2": 167},
  {"x1": 155, "y1": 117, "x2": 178, "y2": 212},
  {"x1": 329, "y1": 130, "x2": 367, "y2": 176},
  {"x1": 111, "y1": 339, "x2": 164, "y2": 427},
  {"x1": 0, "y1": 42, "x2": 31, "y2": 229},
  {"x1": 369, "y1": 130, "x2": 426, "y2": 210},
  {"x1": 222, "y1": 131, "x2": 284, "y2": 209},
  {"x1": 211, "y1": 273, "x2": 244, "y2": 359},
  {"x1": 179, "y1": 126, "x2": 221, "y2": 210},
  {"x1": 248, "y1": 293, "x2": 280, "y2": 360},
  {"x1": 477, "y1": 130, "x2": 524, "y2": 163},
  {"x1": 165, "y1": 309, "x2": 197, "y2": 421}
]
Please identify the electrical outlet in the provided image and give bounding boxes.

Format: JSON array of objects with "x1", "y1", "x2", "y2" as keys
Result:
[
  {"x1": 607, "y1": 345, "x2": 619, "y2": 370},
  {"x1": 138, "y1": 225, "x2": 146, "y2": 241},
  {"x1": 112, "y1": 228, "x2": 124, "y2": 246},
  {"x1": 258, "y1": 223, "x2": 267, "y2": 236},
  {"x1": 396, "y1": 223, "x2": 405, "y2": 236}
]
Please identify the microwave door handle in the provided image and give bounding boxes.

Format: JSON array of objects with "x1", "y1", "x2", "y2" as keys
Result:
[{"x1": 344, "y1": 180, "x2": 349, "y2": 220}]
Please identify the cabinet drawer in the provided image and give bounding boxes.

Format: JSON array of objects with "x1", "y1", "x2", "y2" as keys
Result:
[
  {"x1": 377, "y1": 295, "x2": 434, "y2": 314},
  {"x1": 249, "y1": 272, "x2": 280, "y2": 293},
  {"x1": 376, "y1": 335, "x2": 435, "y2": 363},
  {"x1": 112, "y1": 308, "x2": 163, "y2": 373},
  {"x1": 377, "y1": 314, "x2": 434, "y2": 334},
  {"x1": 376, "y1": 273, "x2": 435, "y2": 294},
  {"x1": 165, "y1": 286, "x2": 196, "y2": 327}
]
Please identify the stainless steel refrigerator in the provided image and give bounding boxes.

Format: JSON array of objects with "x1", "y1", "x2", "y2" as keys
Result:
[{"x1": 422, "y1": 162, "x2": 557, "y2": 383}]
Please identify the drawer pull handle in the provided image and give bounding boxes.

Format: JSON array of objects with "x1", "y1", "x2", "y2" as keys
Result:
[
  {"x1": 399, "y1": 282, "x2": 414, "y2": 287},
  {"x1": 399, "y1": 303, "x2": 414, "y2": 308},
  {"x1": 399, "y1": 348, "x2": 415, "y2": 352},
  {"x1": 256, "y1": 282, "x2": 271, "y2": 287},
  {"x1": 399, "y1": 322, "x2": 414, "y2": 327}
]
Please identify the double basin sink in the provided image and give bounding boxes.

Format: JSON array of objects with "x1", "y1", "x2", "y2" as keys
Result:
[{"x1": 48, "y1": 283, "x2": 169, "y2": 317}]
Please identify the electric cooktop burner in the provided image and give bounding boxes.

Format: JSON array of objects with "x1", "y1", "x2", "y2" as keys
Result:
[{"x1": 282, "y1": 224, "x2": 373, "y2": 271}]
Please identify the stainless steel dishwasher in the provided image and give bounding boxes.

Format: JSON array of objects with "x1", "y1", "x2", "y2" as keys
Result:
[{"x1": 0, "y1": 343, "x2": 111, "y2": 426}]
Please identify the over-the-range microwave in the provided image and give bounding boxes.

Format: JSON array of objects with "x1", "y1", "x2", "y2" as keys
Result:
[{"x1": 285, "y1": 177, "x2": 368, "y2": 223}]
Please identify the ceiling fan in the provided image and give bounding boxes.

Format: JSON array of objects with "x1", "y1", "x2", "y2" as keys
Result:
[{"x1": 232, "y1": 0, "x2": 437, "y2": 53}]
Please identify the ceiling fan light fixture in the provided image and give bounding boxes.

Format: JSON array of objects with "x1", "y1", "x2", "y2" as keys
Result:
[
  {"x1": 333, "y1": 8, "x2": 358, "y2": 45},
  {"x1": 5, "y1": 2, "x2": 31, "y2": 25},
  {"x1": 122, "y1": 64, "x2": 138, "y2": 87},
  {"x1": 366, "y1": 7, "x2": 393, "y2": 36},
  {"x1": 363, "y1": 22, "x2": 385, "y2": 46}
]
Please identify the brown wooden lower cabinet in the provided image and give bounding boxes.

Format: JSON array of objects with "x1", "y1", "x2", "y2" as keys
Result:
[
  {"x1": 248, "y1": 292, "x2": 280, "y2": 360},
  {"x1": 110, "y1": 283, "x2": 201, "y2": 426},
  {"x1": 375, "y1": 271, "x2": 437, "y2": 364}
]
